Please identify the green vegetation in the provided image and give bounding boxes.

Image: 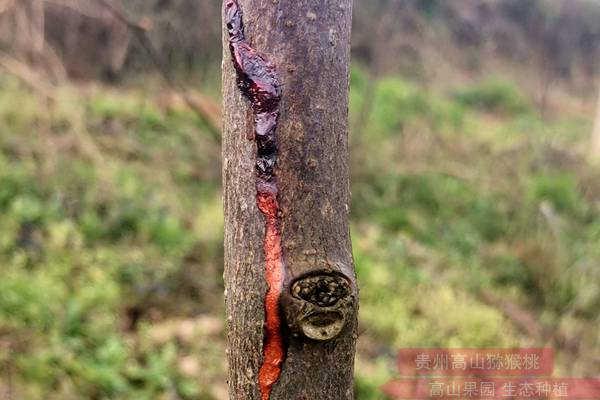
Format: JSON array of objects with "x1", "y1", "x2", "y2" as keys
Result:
[
  {"x1": 0, "y1": 66, "x2": 598, "y2": 399},
  {"x1": 453, "y1": 79, "x2": 531, "y2": 115},
  {"x1": 0, "y1": 79, "x2": 222, "y2": 399},
  {"x1": 348, "y1": 66, "x2": 600, "y2": 392}
]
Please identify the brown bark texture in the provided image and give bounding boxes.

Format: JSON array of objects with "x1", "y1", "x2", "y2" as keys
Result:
[{"x1": 222, "y1": 1, "x2": 357, "y2": 399}]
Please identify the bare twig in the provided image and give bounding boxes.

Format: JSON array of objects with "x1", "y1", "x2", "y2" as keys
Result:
[
  {"x1": 0, "y1": 0, "x2": 15, "y2": 15},
  {"x1": 0, "y1": 50, "x2": 56, "y2": 100},
  {"x1": 96, "y1": 0, "x2": 151, "y2": 32},
  {"x1": 43, "y1": 0, "x2": 107, "y2": 20},
  {"x1": 591, "y1": 87, "x2": 600, "y2": 160},
  {"x1": 95, "y1": 0, "x2": 221, "y2": 142}
]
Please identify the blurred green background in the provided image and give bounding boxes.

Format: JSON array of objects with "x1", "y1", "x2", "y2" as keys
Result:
[{"x1": 0, "y1": 0, "x2": 599, "y2": 399}]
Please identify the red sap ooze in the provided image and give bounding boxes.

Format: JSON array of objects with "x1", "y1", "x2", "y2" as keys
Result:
[
  {"x1": 256, "y1": 191, "x2": 285, "y2": 400},
  {"x1": 225, "y1": 1, "x2": 285, "y2": 399}
]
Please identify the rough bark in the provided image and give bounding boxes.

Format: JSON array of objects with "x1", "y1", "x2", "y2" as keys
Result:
[{"x1": 222, "y1": 1, "x2": 357, "y2": 399}]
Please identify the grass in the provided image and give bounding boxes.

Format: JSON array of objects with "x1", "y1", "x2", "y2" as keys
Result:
[
  {"x1": 0, "y1": 79, "x2": 222, "y2": 399},
  {"x1": 0, "y1": 66, "x2": 598, "y2": 399},
  {"x1": 453, "y1": 78, "x2": 532, "y2": 115}
]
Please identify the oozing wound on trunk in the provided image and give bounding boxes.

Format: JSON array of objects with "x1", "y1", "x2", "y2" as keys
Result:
[{"x1": 225, "y1": 1, "x2": 284, "y2": 399}]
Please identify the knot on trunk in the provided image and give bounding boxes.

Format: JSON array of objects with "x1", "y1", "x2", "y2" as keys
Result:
[
  {"x1": 284, "y1": 272, "x2": 355, "y2": 341},
  {"x1": 291, "y1": 274, "x2": 350, "y2": 307}
]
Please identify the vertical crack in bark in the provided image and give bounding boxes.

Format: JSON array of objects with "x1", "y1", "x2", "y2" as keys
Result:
[{"x1": 225, "y1": 1, "x2": 284, "y2": 399}]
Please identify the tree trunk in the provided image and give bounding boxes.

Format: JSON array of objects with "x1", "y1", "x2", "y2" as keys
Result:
[{"x1": 221, "y1": 1, "x2": 357, "y2": 400}]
